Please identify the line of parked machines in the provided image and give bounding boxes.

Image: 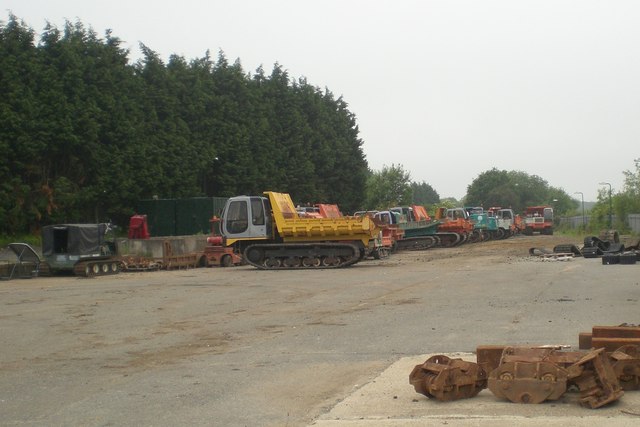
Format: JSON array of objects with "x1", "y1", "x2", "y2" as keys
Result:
[{"x1": 1, "y1": 192, "x2": 559, "y2": 277}]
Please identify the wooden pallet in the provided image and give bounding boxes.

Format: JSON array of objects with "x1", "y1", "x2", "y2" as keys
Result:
[{"x1": 540, "y1": 252, "x2": 574, "y2": 261}]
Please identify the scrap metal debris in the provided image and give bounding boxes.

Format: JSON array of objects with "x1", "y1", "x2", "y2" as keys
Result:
[
  {"x1": 528, "y1": 232, "x2": 639, "y2": 264},
  {"x1": 161, "y1": 240, "x2": 202, "y2": 270},
  {"x1": 488, "y1": 347, "x2": 569, "y2": 404},
  {"x1": 606, "y1": 345, "x2": 640, "y2": 391},
  {"x1": 409, "y1": 355, "x2": 487, "y2": 401},
  {"x1": 579, "y1": 324, "x2": 640, "y2": 353},
  {"x1": 120, "y1": 255, "x2": 160, "y2": 272},
  {"x1": 412, "y1": 325, "x2": 640, "y2": 409}
]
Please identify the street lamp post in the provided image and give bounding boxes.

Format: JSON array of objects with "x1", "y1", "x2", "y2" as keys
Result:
[
  {"x1": 598, "y1": 182, "x2": 612, "y2": 228},
  {"x1": 574, "y1": 191, "x2": 585, "y2": 230}
]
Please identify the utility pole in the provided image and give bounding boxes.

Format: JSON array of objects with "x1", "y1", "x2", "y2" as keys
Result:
[
  {"x1": 598, "y1": 182, "x2": 612, "y2": 228},
  {"x1": 574, "y1": 191, "x2": 585, "y2": 230}
]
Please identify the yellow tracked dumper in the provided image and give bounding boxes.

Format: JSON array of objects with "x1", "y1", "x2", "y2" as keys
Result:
[{"x1": 220, "y1": 191, "x2": 379, "y2": 269}]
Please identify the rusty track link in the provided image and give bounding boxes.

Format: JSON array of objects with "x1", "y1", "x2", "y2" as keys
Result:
[{"x1": 410, "y1": 355, "x2": 487, "y2": 401}]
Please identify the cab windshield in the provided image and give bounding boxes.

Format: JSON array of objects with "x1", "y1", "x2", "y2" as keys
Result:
[{"x1": 225, "y1": 200, "x2": 248, "y2": 233}]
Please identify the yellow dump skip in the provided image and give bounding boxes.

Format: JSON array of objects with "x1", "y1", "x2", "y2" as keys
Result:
[{"x1": 265, "y1": 191, "x2": 378, "y2": 245}]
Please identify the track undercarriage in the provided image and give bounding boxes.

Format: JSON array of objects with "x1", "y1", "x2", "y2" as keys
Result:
[
  {"x1": 396, "y1": 235, "x2": 439, "y2": 251},
  {"x1": 395, "y1": 232, "x2": 468, "y2": 251},
  {"x1": 73, "y1": 259, "x2": 122, "y2": 277},
  {"x1": 436, "y1": 232, "x2": 468, "y2": 247},
  {"x1": 242, "y1": 242, "x2": 363, "y2": 270}
]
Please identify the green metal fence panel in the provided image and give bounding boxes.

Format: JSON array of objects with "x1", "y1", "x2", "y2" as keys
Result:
[
  {"x1": 212, "y1": 197, "x2": 227, "y2": 218},
  {"x1": 138, "y1": 197, "x2": 229, "y2": 237},
  {"x1": 137, "y1": 199, "x2": 176, "y2": 237},
  {"x1": 175, "y1": 197, "x2": 213, "y2": 236}
]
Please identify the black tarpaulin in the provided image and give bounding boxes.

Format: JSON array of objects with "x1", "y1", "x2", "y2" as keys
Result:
[{"x1": 42, "y1": 224, "x2": 107, "y2": 256}]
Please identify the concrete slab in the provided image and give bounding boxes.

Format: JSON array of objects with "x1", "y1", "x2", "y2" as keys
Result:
[{"x1": 312, "y1": 353, "x2": 640, "y2": 426}]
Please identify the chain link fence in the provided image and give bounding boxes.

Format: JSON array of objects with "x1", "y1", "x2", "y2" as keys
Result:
[{"x1": 558, "y1": 214, "x2": 640, "y2": 233}]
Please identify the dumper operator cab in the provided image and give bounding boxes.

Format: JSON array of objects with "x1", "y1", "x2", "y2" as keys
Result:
[
  {"x1": 221, "y1": 196, "x2": 273, "y2": 240},
  {"x1": 445, "y1": 208, "x2": 469, "y2": 221}
]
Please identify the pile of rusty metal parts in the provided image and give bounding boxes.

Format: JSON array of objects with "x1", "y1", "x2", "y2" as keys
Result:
[
  {"x1": 120, "y1": 241, "x2": 207, "y2": 272},
  {"x1": 160, "y1": 240, "x2": 204, "y2": 270},
  {"x1": 410, "y1": 324, "x2": 640, "y2": 409},
  {"x1": 119, "y1": 255, "x2": 161, "y2": 272}
]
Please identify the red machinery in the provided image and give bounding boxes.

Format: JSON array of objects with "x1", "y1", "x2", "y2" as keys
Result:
[
  {"x1": 316, "y1": 203, "x2": 343, "y2": 218},
  {"x1": 434, "y1": 207, "x2": 474, "y2": 245},
  {"x1": 297, "y1": 203, "x2": 343, "y2": 219},
  {"x1": 204, "y1": 217, "x2": 243, "y2": 267},
  {"x1": 371, "y1": 210, "x2": 405, "y2": 255},
  {"x1": 523, "y1": 206, "x2": 554, "y2": 235},
  {"x1": 411, "y1": 205, "x2": 432, "y2": 222},
  {"x1": 128, "y1": 215, "x2": 150, "y2": 239}
]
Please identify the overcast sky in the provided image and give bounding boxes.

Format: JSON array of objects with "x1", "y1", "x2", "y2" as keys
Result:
[{"x1": 5, "y1": 0, "x2": 639, "y2": 202}]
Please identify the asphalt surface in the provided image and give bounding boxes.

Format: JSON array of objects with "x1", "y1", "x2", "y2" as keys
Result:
[{"x1": 1, "y1": 235, "x2": 639, "y2": 426}]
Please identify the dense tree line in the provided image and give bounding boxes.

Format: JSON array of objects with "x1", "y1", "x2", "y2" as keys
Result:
[
  {"x1": 411, "y1": 181, "x2": 440, "y2": 206},
  {"x1": 364, "y1": 164, "x2": 413, "y2": 210},
  {"x1": 0, "y1": 16, "x2": 368, "y2": 234},
  {"x1": 364, "y1": 165, "x2": 574, "y2": 217},
  {"x1": 465, "y1": 168, "x2": 573, "y2": 214},
  {"x1": 363, "y1": 164, "x2": 441, "y2": 211}
]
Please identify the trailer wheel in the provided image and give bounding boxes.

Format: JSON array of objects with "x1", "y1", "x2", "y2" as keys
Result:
[
  {"x1": 197, "y1": 255, "x2": 208, "y2": 268},
  {"x1": 377, "y1": 248, "x2": 390, "y2": 259},
  {"x1": 221, "y1": 255, "x2": 232, "y2": 267}
]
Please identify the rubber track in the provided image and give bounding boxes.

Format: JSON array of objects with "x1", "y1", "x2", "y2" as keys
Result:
[
  {"x1": 396, "y1": 236, "x2": 439, "y2": 251},
  {"x1": 468, "y1": 230, "x2": 484, "y2": 243},
  {"x1": 243, "y1": 242, "x2": 362, "y2": 270},
  {"x1": 436, "y1": 232, "x2": 463, "y2": 247}
]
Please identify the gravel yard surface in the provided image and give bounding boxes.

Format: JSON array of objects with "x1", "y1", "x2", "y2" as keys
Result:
[{"x1": 1, "y1": 234, "x2": 639, "y2": 426}]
